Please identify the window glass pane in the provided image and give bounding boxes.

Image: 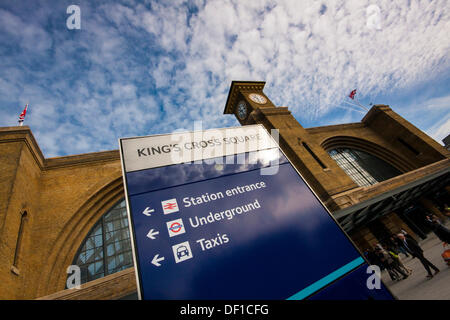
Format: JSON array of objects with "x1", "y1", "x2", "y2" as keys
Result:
[
  {"x1": 69, "y1": 199, "x2": 134, "y2": 285},
  {"x1": 113, "y1": 219, "x2": 122, "y2": 229},
  {"x1": 107, "y1": 257, "x2": 116, "y2": 272},
  {"x1": 109, "y1": 242, "x2": 116, "y2": 255},
  {"x1": 95, "y1": 261, "x2": 103, "y2": 274},
  {"x1": 329, "y1": 148, "x2": 401, "y2": 187},
  {"x1": 85, "y1": 238, "x2": 94, "y2": 250},
  {"x1": 95, "y1": 234, "x2": 103, "y2": 247},
  {"x1": 105, "y1": 222, "x2": 114, "y2": 233},
  {"x1": 94, "y1": 225, "x2": 102, "y2": 236}
]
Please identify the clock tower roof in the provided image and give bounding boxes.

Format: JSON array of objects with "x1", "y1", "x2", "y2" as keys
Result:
[{"x1": 223, "y1": 81, "x2": 266, "y2": 115}]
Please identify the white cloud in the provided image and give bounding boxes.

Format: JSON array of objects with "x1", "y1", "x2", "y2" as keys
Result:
[
  {"x1": 143, "y1": 0, "x2": 450, "y2": 118},
  {"x1": 422, "y1": 95, "x2": 450, "y2": 111},
  {"x1": 427, "y1": 116, "x2": 450, "y2": 144},
  {"x1": 0, "y1": 0, "x2": 449, "y2": 157},
  {"x1": 0, "y1": 8, "x2": 52, "y2": 52},
  {"x1": 112, "y1": 83, "x2": 137, "y2": 100},
  {"x1": 393, "y1": 93, "x2": 450, "y2": 145}
]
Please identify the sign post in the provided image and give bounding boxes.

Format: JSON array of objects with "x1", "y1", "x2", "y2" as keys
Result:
[{"x1": 119, "y1": 124, "x2": 394, "y2": 300}]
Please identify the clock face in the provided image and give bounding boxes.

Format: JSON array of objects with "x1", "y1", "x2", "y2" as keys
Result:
[
  {"x1": 248, "y1": 93, "x2": 267, "y2": 104},
  {"x1": 236, "y1": 100, "x2": 247, "y2": 120}
]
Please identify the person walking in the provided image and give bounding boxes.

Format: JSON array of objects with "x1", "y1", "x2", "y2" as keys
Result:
[
  {"x1": 397, "y1": 233, "x2": 440, "y2": 279},
  {"x1": 390, "y1": 235, "x2": 410, "y2": 258},
  {"x1": 374, "y1": 245, "x2": 397, "y2": 281},
  {"x1": 387, "y1": 245, "x2": 413, "y2": 275},
  {"x1": 374, "y1": 244, "x2": 409, "y2": 281},
  {"x1": 400, "y1": 229, "x2": 415, "y2": 242},
  {"x1": 426, "y1": 215, "x2": 450, "y2": 245}
]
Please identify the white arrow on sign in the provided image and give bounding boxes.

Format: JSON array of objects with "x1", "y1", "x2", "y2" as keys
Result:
[
  {"x1": 151, "y1": 254, "x2": 165, "y2": 267},
  {"x1": 142, "y1": 207, "x2": 155, "y2": 216},
  {"x1": 146, "y1": 229, "x2": 159, "y2": 240}
]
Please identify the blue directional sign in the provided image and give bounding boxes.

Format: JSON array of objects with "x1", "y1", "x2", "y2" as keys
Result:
[{"x1": 119, "y1": 125, "x2": 394, "y2": 300}]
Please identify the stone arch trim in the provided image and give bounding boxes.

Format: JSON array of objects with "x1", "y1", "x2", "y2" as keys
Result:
[
  {"x1": 35, "y1": 175, "x2": 125, "y2": 298},
  {"x1": 321, "y1": 136, "x2": 416, "y2": 173}
]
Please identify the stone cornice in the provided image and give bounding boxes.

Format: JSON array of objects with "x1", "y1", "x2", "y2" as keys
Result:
[
  {"x1": 0, "y1": 126, "x2": 120, "y2": 171},
  {"x1": 361, "y1": 104, "x2": 391, "y2": 124},
  {"x1": 331, "y1": 158, "x2": 450, "y2": 211},
  {"x1": 45, "y1": 150, "x2": 120, "y2": 170},
  {"x1": 306, "y1": 122, "x2": 365, "y2": 134},
  {"x1": 257, "y1": 106, "x2": 291, "y2": 116},
  {"x1": 35, "y1": 267, "x2": 136, "y2": 300}
]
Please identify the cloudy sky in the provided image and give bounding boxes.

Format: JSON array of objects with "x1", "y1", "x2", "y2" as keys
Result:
[{"x1": 0, "y1": 0, "x2": 449, "y2": 157}]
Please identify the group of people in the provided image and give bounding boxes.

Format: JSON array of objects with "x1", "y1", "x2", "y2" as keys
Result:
[
  {"x1": 364, "y1": 232, "x2": 415, "y2": 281},
  {"x1": 364, "y1": 214, "x2": 450, "y2": 281}
]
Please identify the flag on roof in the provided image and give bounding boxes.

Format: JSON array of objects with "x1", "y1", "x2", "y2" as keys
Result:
[{"x1": 18, "y1": 104, "x2": 28, "y2": 125}]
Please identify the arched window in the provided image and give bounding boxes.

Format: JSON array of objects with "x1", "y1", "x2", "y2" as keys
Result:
[
  {"x1": 328, "y1": 148, "x2": 401, "y2": 187},
  {"x1": 70, "y1": 199, "x2": 134, "y2": 284}
]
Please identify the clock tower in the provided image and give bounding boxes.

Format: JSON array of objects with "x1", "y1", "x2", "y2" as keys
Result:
[
  {"x1": 223, "y1": 80, "x2": 358, "y2": 211},
  {"x1": 223, "y1": 81, "x2": 276, "y2": 125}
]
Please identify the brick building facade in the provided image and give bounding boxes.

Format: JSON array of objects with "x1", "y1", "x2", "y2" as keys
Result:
[{"x1": 1, "y1": 81, "x2": 448, "y2": 299}]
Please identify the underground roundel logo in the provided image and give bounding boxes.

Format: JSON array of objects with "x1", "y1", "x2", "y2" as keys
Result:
[{"x1": 166, "y1": 218, "x2": 186, "y2": 237}]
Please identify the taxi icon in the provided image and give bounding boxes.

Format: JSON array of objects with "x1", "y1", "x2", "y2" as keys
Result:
[
  {"x1": 172, "y1": 241, "x2": 193, "y2": 263},
  {"x1": 177, "y1": 245, "x2": 189, "y2": 259}
]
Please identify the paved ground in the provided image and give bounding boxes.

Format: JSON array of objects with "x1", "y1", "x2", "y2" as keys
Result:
[{"x1": 381, "y1": 231, "x2": 450, "y2": 300}]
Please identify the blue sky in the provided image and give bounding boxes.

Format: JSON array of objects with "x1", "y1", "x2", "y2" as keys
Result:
[{"x1": 0, "y1": 0, "x2": 449, "y2": 157}]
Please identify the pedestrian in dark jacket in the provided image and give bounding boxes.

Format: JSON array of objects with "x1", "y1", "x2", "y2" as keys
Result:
[
  {"x1": 391, "y1": 235, "x2": 410, "y2": 257},
  {"x1": 397, "y1": 233, "x2": 440, "y2": 279},
  {"x1": 426, "y1": 215, "x2": 450, "y2": 244}
]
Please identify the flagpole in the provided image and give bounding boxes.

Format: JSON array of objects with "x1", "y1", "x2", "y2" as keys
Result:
[
  {"x1": 334, "y1": 105, "x2": 365, "y2": 114},
  {"x1": 343, "y1": 100, "x2": 368, "y2": 112},
  {"x1": 353, "y1": 98, "x2": 369, "y2": 111},
  {"x1": 348, "y1": 90, "x2": 369, "y2": 112}
]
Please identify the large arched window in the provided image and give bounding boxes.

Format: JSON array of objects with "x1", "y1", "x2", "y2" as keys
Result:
[
  {"x1": 328, "y1": 148, "x2": 401, "y2": 187},
  {"x1": 70, "y1": 199, "x2": 134, "y2": 284}
]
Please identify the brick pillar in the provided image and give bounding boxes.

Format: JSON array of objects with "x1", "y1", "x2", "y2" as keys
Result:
[
  {"x1": 349, "y1": 227, "x2": 377, "y2": 251},
  {"x1": 419, "y1": 197, "x2": 447, "y2": 221},
  {"x1": 380, "y1": 212, "x2": 419, "y2": 241},
  {"x1": 380, "y1": 214, "x2": 397, "y2": 235}
]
